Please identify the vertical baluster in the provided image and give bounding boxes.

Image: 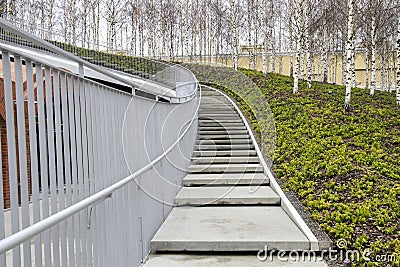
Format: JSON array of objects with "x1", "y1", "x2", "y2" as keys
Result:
[
  {"x1": 26, "y1": 59, "x2": 43, "y2": 267},
  {"x1": 14, "y1": 55, "x2": 32, "y2": 267},
  {"x1": 62, "y1": 74, "x2": 75, "y2": 267},
  {"x1": 35, "y1": 63, "x2": 52, "y2": 266},
  {"x1": 76, "y1": 79, "x2": 87, "y2": 266},
  {"x1": 53, "y1": 69, "x2": 68, "y2": 266},
  {"x1": 96, "y1": 85, "x2": 107, "y2": 267},
  {"x1": 85, "y1": 82, "x2": 95, "y2": 265},
  {"x1": 79, "y1": 79, "x2": 91, "y2": 265},
  {"x1": 68, "y1": 76, "x2": 81, "y2": 264},
  {"x1": 44, "y1": 66, "x2": 60, "y2": 267},
  {"x1": 2, "y1": 51, "x2": 22, "y2": 267},
  {"x1": 87, "y1": 83, "x2": 98, "y2": 267},
  {"x1": 0, "y1": 129, "x2": 6, "y2": 267}
]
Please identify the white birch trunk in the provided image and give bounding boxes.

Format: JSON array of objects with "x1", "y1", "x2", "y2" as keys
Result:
[
  {"x1": 230, "y1": 0, "x2": 238, "y2": 70},
  {"x1": 388, "y1": 54, "x2": 392, "y2": 91},
  {"x1": 371, "y1": 15, "x2": 377, "y2": 95},
  {"x1": 323, "y1": 19, "x2": 328, "y2": 83},
  {"x1": 183, "y1": 1, "x2": 189, "y2": 61},
  {"x1": 365, "y1": 48, "x2": 370, "y2": 89},
  {"x1": 304, "y1": 0, "x2": 311, "y2": 88},
  {"x1": 279, "y1": 15, "x2": 283, "y2": 74},
  {"x1": 268, "y1": 0, "x2": 274, "y2": 72},
  {"x1": 397, "y1": 9, "x2": 400, "y2": 104},
  {"x1": 247, "y1": 0, "x2": 252, "y2": 69},
  {"x1": 380, "y1": 55, "x2": 385, "y2": 91},
  {"x1": 261, "y1": 0, "x2": 267, "y2": 75},
  {"x1": 293, "y1": 0, "x2": 301, "y2": 94},
  {"x1": 344, "y1": 0, "x2": 355, "y2": 108},
  {"x1": 289, "y1": 0, "x2": 294, "y2": 77}
]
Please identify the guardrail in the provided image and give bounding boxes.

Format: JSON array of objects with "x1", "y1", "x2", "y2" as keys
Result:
[
  {"x1": 0, "y1": 22, "x2": 199, "y2": 266},
  {"x1": 0, "y1": 17, "x2": 198, "y2": 103}
]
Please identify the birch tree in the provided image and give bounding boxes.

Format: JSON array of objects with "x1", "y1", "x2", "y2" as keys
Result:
[
  {"x1": 261, "y1": 0, "x2": 268, "y2": 75},
  {"x1": 397, "y1": 4, "x2": 400, "y2": 105},
  {"x1": 370, "y1": 10, "x2": 377, "y2": 95},
  {"x1": 293, "y1": 0, "x2": 301, "y2": 94},
  {"x1": 344, "y1": 0, "x2": 355, "y2": 109},
  {"x1": 304, "y1": 0, "x2": 311, "y2": 88},
  {"x1": 230, "y1": 0, "x2": 239, "y2": 70}
]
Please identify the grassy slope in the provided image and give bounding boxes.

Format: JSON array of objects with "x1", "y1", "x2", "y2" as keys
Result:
[{"x1": 240, "y1": 69, "x2": 400, "y2": 265}]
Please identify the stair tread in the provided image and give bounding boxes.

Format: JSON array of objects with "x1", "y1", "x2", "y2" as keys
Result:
[
  {"x1": 175, "y1": 186, "x2": 280, "y2": 206},
  {"x1": 183, "y1": 173, "x2": 269, "y2": 186},
  {"x1": 151, "y1": 206, "x2": 310, "y2": 251}
]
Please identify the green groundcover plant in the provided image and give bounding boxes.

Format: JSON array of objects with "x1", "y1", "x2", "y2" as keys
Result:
[{"x1": 217, "y1": 69, "x2": 399, "y2": 266}]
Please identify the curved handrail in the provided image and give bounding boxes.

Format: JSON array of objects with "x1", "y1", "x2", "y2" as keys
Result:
[
  {"x1": 0, "y1": 17, "x2": 198, "y2": 103},
  {"x1": 0, "y1": 84, "x2": 200, "y2": 255}
]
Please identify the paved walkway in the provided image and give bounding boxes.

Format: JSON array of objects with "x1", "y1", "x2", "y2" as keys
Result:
[{"x1": 143, "y1": 87, "x2": 328, "y2": 266}]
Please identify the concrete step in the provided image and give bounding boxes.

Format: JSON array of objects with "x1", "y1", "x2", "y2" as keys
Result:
[
  {"x1": 195, "y1": 144, "x2": 255, "y2": 150},
  {"x1": 143, "y1": 254, "x2": 328, "y2": 267},
  {"x1": 199, "y1": 116, "x2": 240, "y2": 120},
  {"x1": 198, "y1": 109, "x2": 237, "y2": 114},
  {"x1": 192, "y1": 150, "x2": 257, "y2": 157},
  {"x1": 191, "y1": 157, "x2": 259, "y2": 164},
  {"x1": 199, "y1": 121, "x2": 246, "y2": 129},
  {"x1": 199, "y1": 106, "x2": 235, "y2": 110},
  {"x1": 175, "y1": 186, "x2": 280, "y2": 206},
  {"x1": 150, "y1": 206, "x2": 310, "y2": 251},
  {"x1": 197, "y1": 134, "x2": 250, "y2": 139},
  {"x1": 183, "y1": 173, "x2": 269, "y2": 186},
  {"x1": 199, "y1": 119, "x2": 243, "y2": 123},
  {"x1": 198, "y1": 130, "x2": 247, "y2": 135},
  {"x1": 188, "y1": 164, "x2": 263, "y2": 174},
  {"x1": 198, "y1": 115, "x2": 239, "y2": 120},
  {"x1": 201, "y1": 98, "x2": 231, "y2": 103},
  {"x1": 200, "y1": 106, "x2": 234, "y2": 110},
  {"x1": 196, "y1": 139, "x2": 252, "y2": 145}
]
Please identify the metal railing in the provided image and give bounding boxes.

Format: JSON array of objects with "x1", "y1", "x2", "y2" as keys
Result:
[
  {"x1": 0, "y1": 17, "x2": 198, "y2": 103},
  {"x1": 0, "y1": 22, "x2": 199, "y2": 266}
]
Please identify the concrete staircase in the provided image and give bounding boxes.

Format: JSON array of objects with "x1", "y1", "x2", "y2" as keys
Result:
[{"x1": 143, "y1": 87, "x2": 328, "y2": 266}]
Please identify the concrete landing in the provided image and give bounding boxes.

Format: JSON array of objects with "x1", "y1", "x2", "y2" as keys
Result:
[
  {"x1": 143, "y1": 254, "x2": 328, "y2": 267},
  {"x1": 183, "y1": 173, "x2": 269, "y2": 186},
  {"x1": 174, "y1": 186, "x2": 280, "y2": 206},
  {"x1": 151, "y1": 207, "x2": 310, "y2": 251}
]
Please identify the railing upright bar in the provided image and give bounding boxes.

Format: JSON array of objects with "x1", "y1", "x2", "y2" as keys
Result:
[
  {"x1": 113, "y1": 91, "x2": 121, "y2": 265},
  {"x1": 97, "y1": 86, "x2": 107, "y2": 267},
  {"x1": 53, "y1": 70, "x2": 68, "y2": 267},
  {"x1": 102, "y1": 87, "x2": 114, "y2": 266},
  {"x1": 73, "y1": 77, "x2": 86, "y2": 266},
  {"x1": 0, "y1": 132, "x2": 6, "y2": 267},
  {"x1": 61, "y1": 74, "x2": 75, "y2": 267},
  {"x1": 26, "y1": 59, "x2": 43, "y2": 266},
  {"x1": 86, "y1": 83, "x2": 98, "y2": 266},
  {"x1": 68, "y1": 76, "x2": 81, "y2": 265},
  {"x1": 44, "y1": 66, "x2": 61, "y2": 267},
  {"x1": 2, "y1": 52, "x2": 22, "y2": 267},
  {"x1": 79, "y1": 79, "x2": 91, "y2": 266},
  {"x1": 14, "y1": 56, "x2": 32, "y2": 267},
  {"x1": 35, "y1": 63, "x2": 52, "y2": 266}
]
